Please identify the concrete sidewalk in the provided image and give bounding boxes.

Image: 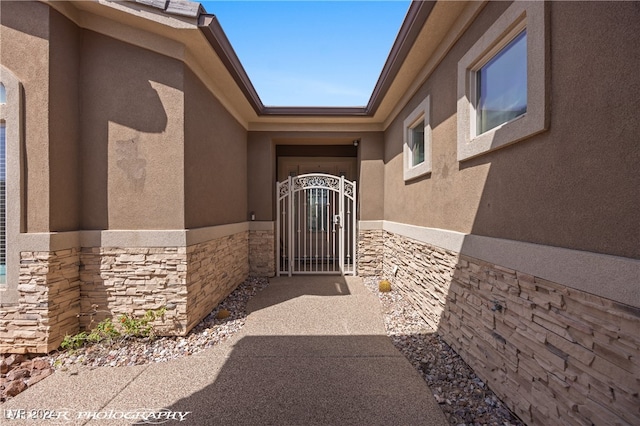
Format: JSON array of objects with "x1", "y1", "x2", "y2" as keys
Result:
[{"x1": 2, "y1": 276, "x2": 447, "y2": 425}]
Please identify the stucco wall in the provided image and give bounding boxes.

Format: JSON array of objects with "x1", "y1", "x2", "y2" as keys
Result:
[
  {"x1": 247, "y1": 133, "x2": 276, "y2": 222},
  {"x1": 357, "y1": 133, "x2": 385, "y2": 221},
  {"x1": 184, "y1": 68, "x2": 247, "y2": 228},
  {"x1": 0, "y1": 1, "x2": 51, "y2": 233},
  {"x1": 49, "y1": 8, "x2": 81, "y2": 232},
  {"x1": 80, "y1": 30, "x2": 185, "y2": 230},
  {"x1": 383, "y1": 1, "x2": 640, "y2": 260}
]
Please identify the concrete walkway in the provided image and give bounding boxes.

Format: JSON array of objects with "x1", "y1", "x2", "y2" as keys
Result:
[{"x1": 2, "y1": 276, "x2": 447, "y2": 425}]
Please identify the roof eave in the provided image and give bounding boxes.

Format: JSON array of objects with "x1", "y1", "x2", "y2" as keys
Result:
[
  {"x1": 366, "y1": 1, "x2": 436, "y2": 114},
  {"x1": 198, "y1": 14, "x2": 264, "y2": 115}
]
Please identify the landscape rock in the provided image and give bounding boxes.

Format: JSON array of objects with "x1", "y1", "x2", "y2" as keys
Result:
[
  {"x1": 31, "y1": 359, "x2": 51, "y2": 370},
  {"x1": 3, "y1": 379, "x2": 27, "y2": 398},
  {"x1": 5, "y1": 368, "x2": 29, "y2": 382}
]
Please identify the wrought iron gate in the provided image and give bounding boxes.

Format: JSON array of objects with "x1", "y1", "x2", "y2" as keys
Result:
[{"x1": 276, "y1": 173, "x2": 357, "y2": 276}]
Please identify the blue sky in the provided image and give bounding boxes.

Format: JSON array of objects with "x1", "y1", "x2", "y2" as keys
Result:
[{"x1": 199, "y1": 1, "x2": 411, "y2": 107}]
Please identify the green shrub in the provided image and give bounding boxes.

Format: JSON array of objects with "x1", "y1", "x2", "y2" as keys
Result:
[{"x1": 59, "y1": 307, "x2": 166, "y2": 350}]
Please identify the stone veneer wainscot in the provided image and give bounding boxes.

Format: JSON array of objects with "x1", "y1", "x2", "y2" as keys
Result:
[
  {"x1": 359, "y1": 229, "x2": 640, "y2": 426},
  {"x1": 0, "y1": 249, "x2": 81, "y2": 353},
  {"x1": 1, "y1": 227, "x2": 258, "y2": 353},
  {"x1": 80, "y1": 231, "x2": 249, "y2": 335},
  {"x1": 249, "y1": 228, "x2": 275, "y2": 277}
]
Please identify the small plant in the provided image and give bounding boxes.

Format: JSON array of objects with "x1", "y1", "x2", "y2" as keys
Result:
[
  {"x1": 60, "y1": 331, "x2": 89, "y2": 350},
  {"x1": 89, "y1": 317, "x2": 121, "y2": 342},
  {"x1": 59, "y1": 307, "x2": 166, "y2": 350},
  {"x1": 378, "y1": 279, "x2": 392, "y2": 292},
  {"x1": 118, "y1": 307, "x2": 165, "y2": 339}
]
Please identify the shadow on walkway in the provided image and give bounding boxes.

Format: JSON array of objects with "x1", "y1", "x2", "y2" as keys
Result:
[
  {"x1": 159, "y1": 335, "x2": 446, "y2": 426},
  {"x1": 247, "y1": 275, "x2": 351, "y2": 313}
]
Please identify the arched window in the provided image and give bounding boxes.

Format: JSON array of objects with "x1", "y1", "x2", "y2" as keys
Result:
[{"x1": 0, "y1": 82, "x2": 6, "y2": 104}]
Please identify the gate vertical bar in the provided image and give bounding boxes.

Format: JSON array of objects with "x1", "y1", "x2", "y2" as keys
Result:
[
  {"x1": 287, "y1": 175, "x2": 293, "y2": 277},
  {"x1": 339, "y1": 175, "x2": 345, "y2": 274},
  {"x1": 296, "y1": 189, "x2": 300, "y2": 273},
  {"x1": 352, "y1": 180, "x2": 357, "y2": 275},
  {"x1": 276, "y1": 180, "x2": 281, "y2": 276},
  {"x1": 349, "y1": 181, "x2": 358, "y2": 276}
]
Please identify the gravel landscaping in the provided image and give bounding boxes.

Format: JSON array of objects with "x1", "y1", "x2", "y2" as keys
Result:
[
  {"x1": 50, "y1": 276, "x2": 270, "y2": 369},
  {"x1": 3, "y1": 275, "x2": 525, "y2": 426}
]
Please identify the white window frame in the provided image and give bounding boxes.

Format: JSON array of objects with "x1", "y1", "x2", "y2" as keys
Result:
[
  {"x1": 457, "y1": 1, "x2": 548, "y2": 162},
  {"x1": 403, "y1": 95, "x2": 431, "y2": 181}
]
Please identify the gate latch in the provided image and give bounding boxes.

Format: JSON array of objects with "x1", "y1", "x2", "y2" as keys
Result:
[{"x1": 333, "y1": 214, "x2": 342, "y2": 226}]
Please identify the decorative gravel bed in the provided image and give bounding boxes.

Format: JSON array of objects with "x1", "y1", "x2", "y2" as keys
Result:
[{"x1": 363, "y1": 277, "x2": 524, "y2": 426}]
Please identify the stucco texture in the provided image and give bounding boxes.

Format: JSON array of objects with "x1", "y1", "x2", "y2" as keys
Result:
[
  {"x1": 49, "y1": 8, "x2": 81, "y2": 232},
  {"x1": 184, "y1": 68, "x2": 247, "y2": 228},
  {"x1": 383, "y1": 1, "x2": 640, "y2": 259},
  {"x1": 80, "y1": 30, "x2": 185, "y2": 230}
]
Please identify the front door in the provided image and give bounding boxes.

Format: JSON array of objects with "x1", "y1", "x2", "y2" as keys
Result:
[{"x1": 276, "y1": 173, "x2": 357, "y2": 276}]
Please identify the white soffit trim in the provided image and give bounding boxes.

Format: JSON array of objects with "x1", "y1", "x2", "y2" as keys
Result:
[{"x1": 359, "y1": 220, "x2": 640, "y2": 308}]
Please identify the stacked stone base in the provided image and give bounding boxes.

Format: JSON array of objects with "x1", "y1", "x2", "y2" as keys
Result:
[
  {"x1": 359, "y1": 229, "x2": 640, "y2": 426},
  {"x1": 186, "y1": 232, "x2": 249, "y2": 331},
  {"x1": 357, "y1": 228, "x2": 384, "y2": 277},
  {"x1": 249, "y1": 229, "x2": 275, "y2": 277},
  {"x1": 0, "y1": 249, "x2": 81, "y2": 354},
  {"x1": 1, "y1": 231, "x2": 253, "y2": 353}
]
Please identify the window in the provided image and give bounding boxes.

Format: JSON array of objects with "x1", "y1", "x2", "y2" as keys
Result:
[
  {"x1": 457, "y1": 2, "x2": 548, "y2": 161},
  {"x1": 0, "y1": 123, "x2": 4, "y2": 284},
  {"x1": 410, "y1": 119, "x2": 425, "y2": 166},
  {"x1": 0, "y1": 65, "x2": 22, "y2": 302},
  {"x1": 403, "y1": 96, "x2": 431, "y2": 181},
  {"x1": 476, "y1": 30, "x2": 527, "y2": 135}
]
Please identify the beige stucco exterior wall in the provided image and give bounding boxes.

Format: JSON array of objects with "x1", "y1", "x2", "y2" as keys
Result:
[
  {"x1": 0, "y1": 1, "x2": 51, "y2": 233},
  {"x1": 48, "y1": 8, "x2": 81, "y2": 232},
  {"x1": 0, "y1": 1, "x2": 259, "y2": 353},
  {"x1": 80, "y1": 30, "x2": 185, "y2": 230},
  {"x1": 184, "y1": 68, "x2": 247, "y2": 228},
  {"x1": 383, "y1": 1, "x2": 640, "y2": 260},
  {"x1": 357, "y1": 133, "x2": 384, "y2": 221},
  {"x1": 247, "y1": 133, "x2": 276, "y2": 222}
]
